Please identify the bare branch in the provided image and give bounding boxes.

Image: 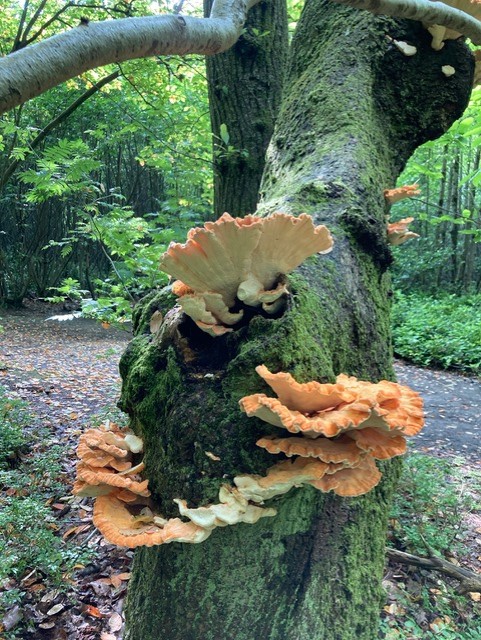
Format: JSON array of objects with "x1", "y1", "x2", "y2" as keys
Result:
[
  {"x1": 0, "y1": 0, "x2": 260, "y2": 115},
  {"x1": 332, "y1": 0, "x2": 481, "y2": 45}
]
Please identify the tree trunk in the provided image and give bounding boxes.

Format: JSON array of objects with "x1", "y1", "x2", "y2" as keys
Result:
[
  {"x1": 120, "y1": 3, "x2": 472, "y2": 639},
  {"x1": 204, "y1": 0, "x2": 288, "y2": 216}
]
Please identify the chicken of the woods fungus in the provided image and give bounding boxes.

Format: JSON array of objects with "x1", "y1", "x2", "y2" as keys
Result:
[
  {"x1": 237, "y1": 365, "x2": 424, "y2": 499},
  {"x1": 387, "y1": 217, "x2": 420, "y2": 245},
  {"x1": 159, "y1": 212, "x2": 333, "y2": 336},
  {"x1": 74, "y1": 424, "x2": 276, "y2": 547},
  {"x1": 384, "y1": 184, "x2": 420, "y2": 204}
]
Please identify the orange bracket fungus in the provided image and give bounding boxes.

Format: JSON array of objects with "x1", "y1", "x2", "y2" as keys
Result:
[
  {"x1": 159, "y1": 212, "x2": 333, "y2": 336},
  {"x1": 74, "y1": 425, "x2": 276, "y2": 547},
  {"x1": 387, "y1": 217, "x2": 420, "y2": 245},
  {"x1": 384, "y1": 184, "x2": 420, "y2": 204},
  {"x1": 238, "y1": 365, "x2": 424, "y2": 499}
]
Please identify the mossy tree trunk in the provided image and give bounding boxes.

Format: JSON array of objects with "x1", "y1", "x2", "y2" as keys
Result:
[
  {"x1": 121, "y1": 3, "x2": 472, "y2": 639},
  {"x1": 204, "y1": 0, "x2": 288, "y2": 216}
]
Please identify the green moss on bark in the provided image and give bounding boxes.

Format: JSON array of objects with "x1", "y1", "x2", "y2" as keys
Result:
[{"x1": 121, "y1": 1, "x2": 472, "y2": 638}]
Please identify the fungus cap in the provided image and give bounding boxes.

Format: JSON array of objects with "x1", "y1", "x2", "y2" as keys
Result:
[
  {"x1": 160, "y1": 213, "x2": 333, "y2": 334},
  {"x1": 174, "y1": 485, "x2": 276, "y2": 529},
  {"x1": 256, "y1": 434, "x2": 364, "y2": 465},
  {"x1": 234, "y1": 457, "x2": 329, "y2": 503},
  {"x1": 387, "y1": 218, "x2": 420, "y2": 245},
  {"x1": 308, "y1": 456, "x2": 382, "y2": 497},
  {"x1": 384, "y1": 185, "x2": 420, "y2": 204},
  {"x1": 93, "y1": 496, "x2": 211, "y2": 548}
]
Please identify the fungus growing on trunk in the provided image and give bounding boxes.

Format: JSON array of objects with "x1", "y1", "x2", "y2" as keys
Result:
[
  {"x1": 75, "y1": 425, "x2": 276, "y2": 547},
  {"x1": 159, "y1": 212, "x2": 333, "y2": 335},
  {"x1": 387, "y1": 217, "x2": 420, "y2": 245},
  {"x1": 238, "y1": 365, "x2": 424, "y2": 498},
  {"x1": 73, "y1": 425, "x2": 149, "y2": 499},
  {"x1": 384, "y1": 184, "x2": 420, "y2": 204},
  {"x1": 174, "y1": 485, "x2": 276, "y2": 528},
  {"x1": 93, "y1": 496, "x2": 211, "y2": 548}
]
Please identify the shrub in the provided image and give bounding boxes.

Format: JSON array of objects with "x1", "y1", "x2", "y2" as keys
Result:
[
  {"x1": 0, "y1": 387, "x2": 29, "y2": 469},
  {"x1": 392, "y1": 292, "x2": 481, "y2": 374}
]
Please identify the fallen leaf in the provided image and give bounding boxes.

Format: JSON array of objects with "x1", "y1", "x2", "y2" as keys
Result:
[
  {"x1": 47, "y1": 603, "x2": 64, "y2": 616},
  {"x1": 109, "y1": 612, "x2": 123, "y2": 632},
  {"x1": 39, "y1": 621, "x2": 56, "y2": 629},
  {"x1": 469, "y1": 592, "x2": 480, "y2": 601},
  {"x1": 110, "y1": 572, "x2": 131, "y2": 588},
  {"x1": 100, "y1": 634, "x2": 116, "y2": 640},
  {"x1": 63, "y1": 524, "x2": 90, "y2": 539},
  {"x1": 83, "y1": 604, "x2": 103, "y2": 618}
]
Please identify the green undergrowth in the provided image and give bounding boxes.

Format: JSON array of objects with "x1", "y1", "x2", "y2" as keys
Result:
[
  {"x1": 390, "y1": 454, "x2": 480, "y2": 556},
  {"x1": 381, "y1": 453, "x2": 481, "y2": 638},
  {"x1": 392, "y1": 292, "x2": 481, "y2": 374},
  {"x1": 0, "y1": 386, "x2": 95, "y2": 635}
]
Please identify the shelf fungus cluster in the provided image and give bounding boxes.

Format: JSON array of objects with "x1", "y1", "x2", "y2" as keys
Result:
[
  {"x1": 159, "y1": 212, "x2": 333, "y2": 336},
  {"x1": 384, "y1": 184, "x2": 420, "y2": 205},
  {"x1": 387, "y1": 217, "x2": 420, "y2": 245},
  {"x1": 73, "y1": 424, "x2": 275, "y2": 547},
  {"x1": 236, "y1": 365, "x2": 424, "y2": 499}
]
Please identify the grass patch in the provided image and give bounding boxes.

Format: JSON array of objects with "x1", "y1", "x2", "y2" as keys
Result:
[
  {"x1": 0, "y1": 386, "x2": 96, "y2": 635},
  {"x1": 390, "y1": 454, "x2": 479, "y2": 556},
  {"x1": 392, "y1": 292, "x2": 481, "y2": 374},
  {"x1": 381, "y1": 454, "x2": 481, "y2": 638}
]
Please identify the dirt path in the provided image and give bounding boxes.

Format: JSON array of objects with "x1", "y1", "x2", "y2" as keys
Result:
[
  {"x1": 0, "y1": 305, "x2": 129, "y2": 429},
  {"x1": 2, "y1": 304, "x2": 479, "y2": 462},
  {"x1": 395, "y1": 361, "x2": 481, "y2": 462}
]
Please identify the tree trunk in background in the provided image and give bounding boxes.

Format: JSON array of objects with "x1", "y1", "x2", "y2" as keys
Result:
[
  {"x1": 450, "y1": 152, "x2": 460, "y2": 286},
  {"x1": 204, "y1": 0, "x2": 288, "y2": 216},
  {"x1": 121, "y1": 3, "x2": 472, "y2": 639}
]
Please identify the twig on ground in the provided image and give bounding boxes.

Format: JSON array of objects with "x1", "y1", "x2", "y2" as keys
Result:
[{"x1": 387, "y1": 547, "x2": 481, "y2": 594}]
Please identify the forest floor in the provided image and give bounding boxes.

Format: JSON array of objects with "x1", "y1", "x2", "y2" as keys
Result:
[{"x1": 0, "y1": 301, "x2": 480, "y2": 639}]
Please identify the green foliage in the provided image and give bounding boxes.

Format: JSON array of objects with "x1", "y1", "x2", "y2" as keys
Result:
[
  {"x1": 390, "y1": 454, "x2": 479, "y2": 555},
  {"x1": 0, "y1": 498, "x2": 90, "y2": 582},
  {"x1": 45, "y1": 277, "x2": 88, "y2": 304},
  {"x1": 382, "y1": 454, "x2": 481, "y2": 639},
  {"x1": 392, "y1": 292, "x2": 481, "y2": 374},
  {"x1": 380, "y1": 591, "x2": 481, "y2": 639},
  {"x1": 0, "y1": 387, "x2": 29, "y2": 469},
  {"x1": 20, "y1": 139, "x2": 100, "y2": 202},
  {"x1": 392, "y1": 87, "x2": 481, "y2": 296},
  {"x1": 0, "y1": 386, "x2": 95, "y2": 621}
]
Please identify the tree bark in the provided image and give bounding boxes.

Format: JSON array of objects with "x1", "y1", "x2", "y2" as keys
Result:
[
  {"x1": 204, "y1": 0, "x2": 288, "y2": 216},
  {"x1": 120, "y1": 4, "x2": 472, "y2": 639}
]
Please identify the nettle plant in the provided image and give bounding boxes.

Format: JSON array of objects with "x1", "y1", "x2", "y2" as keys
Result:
[{"x1": 74, "y1": 213, "x2": 425, "y2": 549}]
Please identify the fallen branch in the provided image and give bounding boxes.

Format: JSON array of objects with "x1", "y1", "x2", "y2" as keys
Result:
[{"x1": 387, "y1": 547, "x2": 481, "y2": 594}]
